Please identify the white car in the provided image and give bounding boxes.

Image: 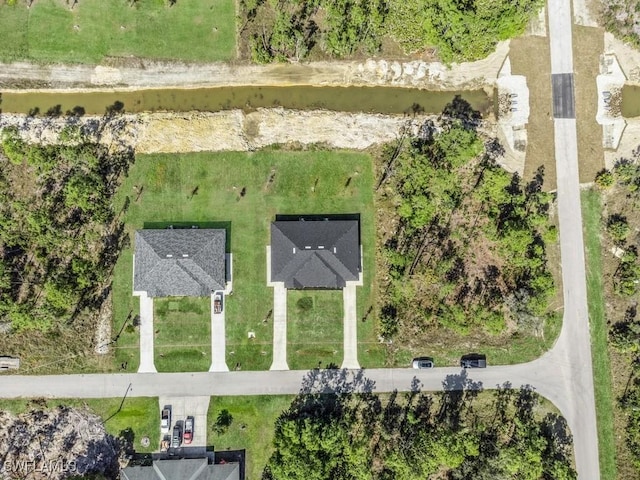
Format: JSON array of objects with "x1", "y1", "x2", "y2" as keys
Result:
[{"x1": 161, "y1": 406, "x2": 171, "y2": 434}]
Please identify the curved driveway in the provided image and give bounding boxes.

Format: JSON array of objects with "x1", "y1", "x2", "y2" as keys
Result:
[{"x1": 0, "y1": 1, "x2": 600, "y2": 478}]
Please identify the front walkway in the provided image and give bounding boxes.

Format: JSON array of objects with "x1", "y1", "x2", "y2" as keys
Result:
[{"x1": 138, "y1": 292, "x2": 157, "y2": 373}]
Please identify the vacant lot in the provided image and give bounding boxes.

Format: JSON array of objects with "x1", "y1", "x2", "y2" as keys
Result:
[
  {"x1": 0, "y1": 0, "x2": 235, "y2": 63},
  {"x1": 0, "y1": 397, "x2": 159, "y2": 453},
  {"x1": 207, "y1": 395, "x2": 294, "y2": 480},
  {"x1": 112, "y1": 150, "x2": 377, "y2": 371}
]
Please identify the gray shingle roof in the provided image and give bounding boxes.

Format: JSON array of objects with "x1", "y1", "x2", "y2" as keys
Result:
[
  {"x1": 134, "y1": 229, "x2": 226, "y2": 297},
  {"x1": 121, "y1": 458, "x2": 239, "y2": 480},
  {"x1": 270, "y1": 219, "x2": 360, "y2": 289}
]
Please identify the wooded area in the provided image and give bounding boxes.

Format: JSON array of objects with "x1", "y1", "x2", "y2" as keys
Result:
[
  {"x1": 263, "y1": 370, "x2": 576, "y2": 479},
  {"x1": 376, "y1": 100, "x2": 556, "y2": 341},
  {"x1": 240, "y1": 0, "x2": 543, "y2": 63},
  {"x1": 0, "y1": 128, "x2": 133, "y2": 332},
  {"x1": 596, "y1": 158, "x2": 640, "y2": 473}
]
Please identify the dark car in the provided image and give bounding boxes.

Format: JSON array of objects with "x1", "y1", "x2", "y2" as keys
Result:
[
  {"x1": 171, "y1": 423, "x2": 183, "y2": 448},
  {"x1": 460, "y1": 354, "x2": 487, "y2": 368},
  {"x1": 411, "y1": 357, "x2": 435, "y2": 369}
]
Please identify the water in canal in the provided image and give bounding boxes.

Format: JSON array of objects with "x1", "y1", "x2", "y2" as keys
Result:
[{"x1": 0, "y1": 85, "x2": 492, "y2": 116}]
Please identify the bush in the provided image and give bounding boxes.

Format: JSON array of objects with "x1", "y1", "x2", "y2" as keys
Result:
[
  {"x1": 595, "y1": 169, "x2": 614, "y2": 188},
  {"x1": 296, "y1": 296, "x2": 313, "y2": 312},
  {"x1": 606, "y1": 214, "x2": 631, "y2": 243}
]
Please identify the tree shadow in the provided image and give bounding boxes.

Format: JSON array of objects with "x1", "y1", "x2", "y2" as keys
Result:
[{"x1": 441, "y1": 95, "x2": 482, "y2": 129}]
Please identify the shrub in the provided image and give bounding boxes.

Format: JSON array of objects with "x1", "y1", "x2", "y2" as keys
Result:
[{"x1": 296, "y1": 296, "x2": 313, "y2": 312}]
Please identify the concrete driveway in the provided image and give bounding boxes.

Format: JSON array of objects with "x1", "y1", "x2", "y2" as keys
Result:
[
  {"x1": 138, "y1": 293, "x2": 157, "y2": 373},
  {"x1": 159, "y1": 396, "x2": 210, "y2": 449},
  {"x1": 341, "y1": 284, "x2": 359, "y2": 369},
  {"x1": 209, "y1": 292, "x2": 229, "y2": 372}
]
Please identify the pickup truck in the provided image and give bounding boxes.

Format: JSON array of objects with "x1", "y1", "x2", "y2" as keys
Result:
[{"x1": 214, "y1": 292, "x2": 223, "y2": 314}]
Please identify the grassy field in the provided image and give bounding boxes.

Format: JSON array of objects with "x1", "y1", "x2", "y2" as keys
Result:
[
  {"x1": 207, "y1": 395, "x2": 294, "y2": 480},
  {"x1": 0, "y1": 397, "x2": 159, "y2": 453},
  {"x1": 0, "y1": 0, "x2": 235, "y2": 63},
  {"x1": 112, "y1": 150, "x2": 377, "y2": 371},
  {"x1": 154, "y1": 297, "x2": 211, "y2": 372},
  {"x1": 582, "y1": 189, "x2": 618, "y2": 480}
]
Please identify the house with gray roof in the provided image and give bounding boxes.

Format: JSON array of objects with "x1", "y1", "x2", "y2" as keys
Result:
[
  {"x1": 121, "y1": 458, "x2": 239, "y2": 480},
  {"x1": 267, "y1": 215, "x2": 363, "y2": 371},
  {"x1": 133, "y1": 229, "x2": 226, "y2": 298},
  {"x1": 269, "y1": 218, "x2": 360, "y2": 289}
]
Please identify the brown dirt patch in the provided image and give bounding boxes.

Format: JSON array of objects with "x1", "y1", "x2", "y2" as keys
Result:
[
  {"x1": 573, "y1": 26, "x2": 605, "y2": 183},
  {"x1": 509, "y1": 36, "x2": 557, "y2": 190}
]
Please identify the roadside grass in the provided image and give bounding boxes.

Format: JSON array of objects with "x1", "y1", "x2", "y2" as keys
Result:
[
  {"x1": 112, "y1": 150, "x2": 376, "y2": 371},
  {"x1": 582, "y1": 189, "x2": 618, "y2": 480},
  {"x1": 387, "y1": 311, "x2": 562, "y2": 368},
  {"x1": 0, "y1": 0, "x2": 235, "y2": 64},
  {"x1": 0, "y1": 397, "x2": 159, "y2": 453},
  {"x1": 207, "y1": 395, "x2": 295, "y2": 480},
  {"x1": 154, "y1": 297, "x2": 211, "y2": 372}
]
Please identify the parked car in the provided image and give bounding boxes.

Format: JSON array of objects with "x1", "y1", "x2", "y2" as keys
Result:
[
  {"x1": 411, "y1": 357, "x2": 435, "y2": 369},
  {"x1": 460, "y1": 353, "x2": 487, "y2": 368},
  {"x1": 214, "y1": 292, "x2": 223, "y2": 314},
  {"x1": 161, "y1": 406, "x2": 172, "y2": 434},
  {"x1": 171, "y1": 423, "x2": 182, "y2": 448},
  {"x1": 184, "y1": 416, "x2": 194, "y2": 444}
]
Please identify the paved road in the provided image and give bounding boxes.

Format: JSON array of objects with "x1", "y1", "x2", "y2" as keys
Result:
[
  {"x1": 0, "y1": 1, "x2": 601, "y2": 478},
  {"x1": 547, "y1": 0, "x2": 600, "y2": 477}
]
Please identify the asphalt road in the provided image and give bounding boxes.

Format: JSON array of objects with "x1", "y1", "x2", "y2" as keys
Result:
[{"x1": 0, "y1": 1, "x2": 601, "y2": 478}]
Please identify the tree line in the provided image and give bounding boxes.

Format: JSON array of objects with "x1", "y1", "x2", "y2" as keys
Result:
[
  {"x1": 0, "y1": 127, "x2": 133, "y2": 332},
  {"x1": 240, "y1": 0, "x2": 543, "y2": 63},
  {"x1": 377, "y1": 100, "x2": 556, "y2": 339},
  {"x1": 596, "y1": 158, "x2": 640, "y2": 470},
  {"x1": 263, "y1": 370, "x2": 575, "y2": 479}
]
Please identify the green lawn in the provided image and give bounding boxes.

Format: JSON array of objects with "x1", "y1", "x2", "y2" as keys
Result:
[
  {"x1": 112, "y1": 150, "x2": 377, "y2": 371},
  {"x1": 154, "y1": 297, "x2": 211, "y2": 372},
  {"x1": 287, "y1": 290, "x2": 344, "y2": 370},
  {"x1": 208, "y1": 395, "x2": 294, "y2": 480},
  {"x1": 582, "y1": 189, "x2": 618, "y2": 480},
  {"x1": 0, "y1": 0, "x2": 235, "y2": 63},
  {"x1": 0, "y1": 397, "x2": 159, "y2": 453}
]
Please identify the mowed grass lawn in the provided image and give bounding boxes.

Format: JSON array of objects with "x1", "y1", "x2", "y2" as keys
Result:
[
  {"x1": 0, "y1": 397, "x2": 159, "y2": 453},
  {"x1": 0, "y1": 0, "x2": 235, "y2": 63},
  {"x1": 112, "y1": 150, "x2": 377, "y2": 372},
  {"x1": 208, "y1": 395, "x2": 294, "y2": 480},
  {"x1": 154, "y1": 297, "x2": 211, "y2": 372}
]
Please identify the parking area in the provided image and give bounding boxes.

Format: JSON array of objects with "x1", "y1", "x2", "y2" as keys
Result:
[{"x1": 158, "y1": 396, "x2": 210, "y2": 449}]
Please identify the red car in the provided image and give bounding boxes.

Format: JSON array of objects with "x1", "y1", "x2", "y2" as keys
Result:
[{"x1": 184, "y1": 416, "x2": 194, "y2": 444}]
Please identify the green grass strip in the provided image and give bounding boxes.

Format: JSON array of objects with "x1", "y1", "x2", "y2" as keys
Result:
[{"x1": 582, "y1": 189, "x2": 617, "y2": 480}]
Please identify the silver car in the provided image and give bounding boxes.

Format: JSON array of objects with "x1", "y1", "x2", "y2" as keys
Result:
[{"x1": 412, "y1": 357, "x2": 435, "y2": 369}]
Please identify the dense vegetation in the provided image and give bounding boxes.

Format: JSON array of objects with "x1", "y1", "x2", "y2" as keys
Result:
[
  {"x1": 263, "y1": 371, "x2": 576, "y2": 479},
  {"x1": 377, "y1": 101, "x2": 556, "y2": 340},
  {"x1": 596, "y1": 158, "x2": 640, "y2": 472},
  {"x1": 240, "y1": 0, "x2": 543, "y2": 63},
  {"x1": 600, "y1": 0, "x2": 640, "y2": 49},
  {"x1": 0, "y1": 128, "x2": 133, "y2": 332}
]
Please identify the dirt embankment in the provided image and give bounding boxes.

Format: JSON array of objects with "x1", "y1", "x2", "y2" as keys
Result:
[
  {"x1": 1, "y1": 108, "x2": 488, "y2": 155},
  {"x1": 0, "y1": 41, "x2": 509, "y2": 91}
]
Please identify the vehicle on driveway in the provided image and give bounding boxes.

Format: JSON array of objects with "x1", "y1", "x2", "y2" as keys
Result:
[
  {"x1": 161, "y1": 406, "x2": 171, "y2": 434},
  {"x1": 460, "y1": 353, "x2": 487, "y2": 368},
  {"x1": 184, "y1": 416, "x2": 194, "y2": 444},
  {"x1": 411, "y1": 357, "x2": 435, "y2": 369},
  {"x1": 171, "y1": 423, "x2": 182, "y2": 448},
  {"x1": 214, "y1": 292, "x2": 223, "y2": 314}
]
